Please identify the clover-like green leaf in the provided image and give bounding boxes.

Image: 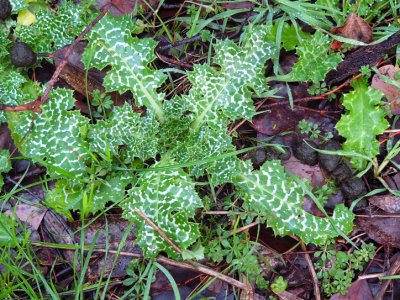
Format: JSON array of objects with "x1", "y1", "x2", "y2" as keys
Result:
[
  {"x1": 234, "y1": 160, "x2": 354, "y2": 245},
  {"x1": 88, "y1": 103, "x2": 159, "y2": 163},
  {"x1": 336, "y1": 78, "x2": 389, "y2": 169},
  {"x1": 290, "y1": 31, "x2": 342, "y2": 82},
  {"x1": 7, "y1": 88, "x2": 89, "y2": 176},
  {"x1": 0, "y1": 150, "x2": 12, "y2": 190},
  {"x1": 16, "y1": 2, "x2": 86, "y2": 53},
  {"x1": 121, "y1": 162, "x2": 203, "y2": 257},
  {"x1": 82, "y1": 14, "x2": 166, "y2": 121}
]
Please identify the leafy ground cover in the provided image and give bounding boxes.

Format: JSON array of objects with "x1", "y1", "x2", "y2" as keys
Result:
[{"x1": 1, "y1": 0, "x2": 400, "y2": 299}]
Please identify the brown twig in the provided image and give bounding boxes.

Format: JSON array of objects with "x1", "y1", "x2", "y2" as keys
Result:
[
  {"x1": 300, "y1": 242, "x2": 321, "y2": 300},
  {"x1": 158, "y1": 256, "x2": 248, "y2": 290},
  {"x1": 375, "y1": 252, "x2": 400, "y2": 299},
  {"x1": 156, "y1": 52, "x2": 193, "y2": 70},
  {"x1": 231, "y1": 221, "x2": 259, "y2": 235},
  {"x1": 4, "y1": 166, "x2": 46, "y2": 183},
  {"x1": 0, "y1": 99, "x2": 43, "y2": 112},
  {"x1": 228, "y1": 98, "x2": 266, "y2": 134},
  {"x1": 157, "y1": 35, "x2": 202, "y2": 51},
  {"x1": 134, "y1": 209, "x2": 183, "y2": 255},
  {"x1": 34, "y1": 243, "x2": 248, "y2": 291}
]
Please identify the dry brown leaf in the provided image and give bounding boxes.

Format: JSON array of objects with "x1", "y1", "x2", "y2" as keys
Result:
[
  {"x1": 369, "y1": 194, "x2": 400, "y2": 213},
  {"x1": 357, "y1": 207, "x2": 400, "y2": 248},
  {"x1": 5, "y1": 204, "x2": 46, "y2": 230},
  {"x1": 330, "y1": 14, "x2": 372, "y2": 51},
  {"x1": 371, "y1": 65, "x2": 400, "y2": 114},
  {"x1": 252, "y1": 106, "x2": 334, "y2": 135}
]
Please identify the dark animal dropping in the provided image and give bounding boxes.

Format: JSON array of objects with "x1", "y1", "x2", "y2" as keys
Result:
[
  {"x1": 293, "y1": 140, "x2": 318, "y2": 166},
  {"x1": 10, "y1": 42, "x2": 37, "y2": 67},
  {"x1": 0, "y1": 0, "x2": 12, "y2": 20}
]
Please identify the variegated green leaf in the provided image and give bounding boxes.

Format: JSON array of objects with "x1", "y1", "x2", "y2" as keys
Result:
[
  {"x1": 16, "y1": 2, "x2": 86, "y2": 53},
  {"x1": 290, "y1": 31, "x2": 342, "y2": 82},
  {"x1": 0, "y1": 70, "x2": 29, "y2": 122},
  {"x1": 0, "y1": 70, "x2": 30, "y2": 106},
  {"x1": 173, "y1": 121, "x2": 233, "y2": 178},
  {"x1": 234, "y1": 160, "x2": 354, "y2": 245},
  {"x1": 182, "y1": 24, "x2": 276, "y2": 129},
  {"x1": 44, "y1": 179, "x2": 81, "y2": 220},
  {"x1": 0, "y1": 150, "x2": 12, "y2": 190},
  {"x1": 336, "y1": 78, "x2": 389, "y2": 170},
  {"x1": 121, "y1": 163, "x2": 203, "y2": 257},
  {"x1": 7, "y1": 88, "x2": 89, "y2": 176},
  {"x1": 82, "y1": 14, "x2": 166, "y2": 121},
  {"x1": 166, "y1": 24, "x2": 276, "y2": 179},
  {"x1": 9, "y1": 0, "x2": 26, "y2": 13},
  {"x1": 0, "y1": 28, "x2": 11, "y2": 58},
  {"x1": 88, "y1": 103, "x2": 159, "y2": 162}
]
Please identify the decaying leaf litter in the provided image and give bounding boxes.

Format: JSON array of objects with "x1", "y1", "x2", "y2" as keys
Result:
[{"x1": 1, "y1": 0, "x2": 400, "y2": 299}]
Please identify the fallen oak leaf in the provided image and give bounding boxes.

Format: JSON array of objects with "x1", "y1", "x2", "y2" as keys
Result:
[{"x1": 330, "y1": 13, "x2": 372, "y2": 51}]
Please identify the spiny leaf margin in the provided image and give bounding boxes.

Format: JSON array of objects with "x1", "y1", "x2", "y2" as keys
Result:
[
  {"x1": 7, "y1": 88, "x2": 89, "y2": 177},
  {"x1": 121, "y1": 164, "x2": 203, "y2": 258},
  {"x1": 234, "y1": 160, "x2": 354, "y2": 245},
  {"x1": 336, "y1": 78, "x2": 389, "y2": 170},
  {"x1": 82, "y1": 14, "x2": 166, "y2": 121}
]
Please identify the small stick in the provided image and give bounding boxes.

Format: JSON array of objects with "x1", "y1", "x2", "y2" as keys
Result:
[
  {"x1": 156, "y1": 52, "x2": 193, "y2": 70},
  {"x1": 231, "y1": 221, "x2": 258, "y2": 235},
  {"x1": 35, "y1": 243, "x2": 248, "y2": 291},
  {"x1": 0, "y1": 99, "x2": 43, "y2": 112},
  {"x1": 375, "y1": 252, "x2": 400, "y2": 299},
  {"x1": 157, "y1": 35, "x2": 202, "y2": 51},
  {"x1": 157, "y1": 255, "x2": 248, "y2": 291},
  {"x1": 134, "y1": 209, "x2": 183, "y2": 255},
  {"x1": 300, "y1": 242, "x2": 321, "y2": 300},
  {"x1": 228, "y1": 98, "x2": 266, "y2": 134}
]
